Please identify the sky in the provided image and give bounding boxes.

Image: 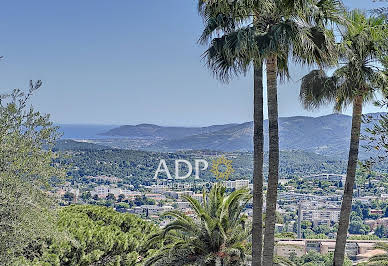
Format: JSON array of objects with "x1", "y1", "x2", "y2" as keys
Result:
[{"x1": 0, "y1": 0, "x2": 387, "y2": 126}]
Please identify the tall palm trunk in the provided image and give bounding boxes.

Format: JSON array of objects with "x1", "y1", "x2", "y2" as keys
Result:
[
  {"x1": 263, "y1": 55, "x2": 279, "y2": 266},
  {"x1": 252, "y1": 61, "x2": 264, "y2": 266},
  {"x1": 333, "y1": 95, "x2": 363, "y2": 266}
]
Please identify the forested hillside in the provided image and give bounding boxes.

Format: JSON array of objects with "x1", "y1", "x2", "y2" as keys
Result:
[
  {"x1": 54, "y1": 142, "x2": 350, "y2": 186},
  {"x1": 87, "y1": 113, "x2": 386, "y2": 159}
]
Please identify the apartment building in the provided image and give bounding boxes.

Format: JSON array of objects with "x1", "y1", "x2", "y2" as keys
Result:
[
  {"x1": 92, "y1": 185, "x2": 141, "y2": 199},
  {"x1": 298, "y1": 201, "x2": 341, "y2": 227},
  {"x1": 223, "y1": 179, "x2": 249, "y2": 190}
]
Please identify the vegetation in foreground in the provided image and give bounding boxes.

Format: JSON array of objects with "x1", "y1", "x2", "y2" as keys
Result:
[
  {"x1": 146, "y1": 183, "x2": 251, "y2": 265},
  {"x1": 16, "y1": 205, "x2": 158, "y2": 265},
  {"x1": 1, "y1": 2, "x2": 388, "y2": 266}
]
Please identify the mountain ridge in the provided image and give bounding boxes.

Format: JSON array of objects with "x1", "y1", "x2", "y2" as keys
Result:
[
  {"x1": 102, "y1": 113, "x2": 385, "y2": 157},
  {"x1": 66, "y1": 112, "x2": 386, "y2": 158},
  {"x1": 99, "y1": 123, "x2": 239, "y2": 139}
]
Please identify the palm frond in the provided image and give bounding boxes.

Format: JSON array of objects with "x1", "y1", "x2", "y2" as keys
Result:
[
  {"x1": 147, "y1": 183, "x2": 251, "y2": 265},
  {"x1": 300, "y1": 69, "x2": 338, "y2": 110},
  {"x1": 202, "y1": 25, "x2": 259, "y2": 82}
]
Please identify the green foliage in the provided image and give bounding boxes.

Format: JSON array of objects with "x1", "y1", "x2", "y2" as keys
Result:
[
  {"x1": 300, "y1": 11, "x2": 388, "y2": 112},
  {"x1": 290, "y1": 251, "x2": 352, "y2": 266},
  {"x1": 106, "y1": 193, "x2": 116, "y2": 201},
  {"x1": 284, "y1": 178, "x2": 345, "y2": 196},
  {"x1": 299, "y1": 11, "x2": 388, "y2": 264},
  {"x1": 134, "y1": 195, "x2": 155, "y2": 206},
  {"x1": 23, "y1": 205, "x2": 159, "y2": 265},
  {"x1": 81, "y1": 191, "x2": 92, "y2": 201},
  {"x1": 352, "y1": 200, "x2": 388, "y2": 222},
  {"x1": 199, "y1": 0, "x2": 341, "y2": 82},
  {"x1": 348, "y1": 218, "x2": 370, "y2": 235},
  {"x1": 275, "y1": 232, "x2": 296, "y2": 239},
  {"x1": 146, "y1": 183, "x2": 251, "y2": 265},
  {"x1": 55, "y1": 145, "x2": 348, "y2": 187},
  {"x1": 64, "y1": 192, "x2": 75, "y2": 203},
  {"x1": 54, "y1": 139, "x2": 108, "y2": 151},
  {"x1": 375, "y1": 225, "x2": 388, "y2": 238},
  {"x1": 301, "y1": 221, "x2": 312, "y2": 230},
  {"x1": 0, "y1": 83, "x2": 65, "y2": 264}
]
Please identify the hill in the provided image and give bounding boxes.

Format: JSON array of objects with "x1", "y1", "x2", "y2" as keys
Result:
[
  {"x1": 72, "y1": 113, "x2": 386, "y2": 158},
  {"x1": 54, "y1": 140, "x2": 109, "y2": 151},
  {"x1": 148, "y1": 113, "x2": 385, "y2": 158},
  {"x1": 55, "y1": 148, "x2": 348, "y2": 185},
  {"x1": 99, "y1": 123, "x2": 237, "y2": 139}
]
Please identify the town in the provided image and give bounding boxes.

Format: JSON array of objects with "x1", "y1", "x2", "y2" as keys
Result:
[{"x1": 56, "y1": 170, "x2": 388, "y2": 264}]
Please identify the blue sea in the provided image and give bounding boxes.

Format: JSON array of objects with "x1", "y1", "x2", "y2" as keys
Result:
[{"x1": 56, "y1": 124, "x2": 118, "y2": 139}]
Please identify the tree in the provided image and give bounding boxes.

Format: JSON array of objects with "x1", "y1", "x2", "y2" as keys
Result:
[
  {"x1": 116, "y1": 202, "x2": 131, "y2": 212},
  {"x1": 198, "y1": 1, "x2": 342, "y2": 264},
  {"x1": 0, "y1": 82, "x2": 65, "y2": 264},
  {"x1": 106, "y1": 193, "x2": 116, "y2": 201},
  {"x1": 374, "y1": 225, "x2": 387, "y2": 238},
  {"x1": 92, "y1": 194, "x2": 99, "y2": 201},
  {"x1": 197, "y1": 2, "x2": 266, "y2": 264},
  {"x1": 118, "y1": 193, "x2": 126, "y2": 202},
  {"x1": 299, "y1": 251, "x2": 352, "y2": 266},
  {"x1": 19, "y1": 205, "x2": 159, "y2": 265},
  {"x1": 348, "y1": 219, "x2": 370, "y2": 235},
  {"x1": 81, "y1": 191, "x2": 92, "y2": 201},
  {"x1": 371, "y1": 7, "x2": 388, "y2": 20},
  {"x1": 63, "y1": 192, "x2": 75, "y2": 203},
  {"x1": 257, "y1": 5, "x2": 342, "y2": 262},
  {"x1": 134, "y1": 195, "x2": 155, "y2": 206},
  {"x1": 146, "y1": 183, "x2": 251, "y2": 265},
  {"x1": 299, "y1": 11, "x2": 388, "y2": 266}
]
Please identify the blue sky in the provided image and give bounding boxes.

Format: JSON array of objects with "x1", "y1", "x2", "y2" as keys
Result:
[{"x1": 0, "y1": 0, "x2": 387, "y2": 126}]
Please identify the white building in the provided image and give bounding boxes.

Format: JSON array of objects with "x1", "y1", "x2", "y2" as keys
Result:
[
  {"x1": 92, "y1": 186, "x2": 140, "y2": 199},
  {"x1": 192, "y1": 193, "x2": 203, "y2": 203},
  {"x1": 300, "y1": 207, "x2": 341, "y2": 226},
  {"x1": 223, "y1": 179, "x2": 250, "y2": 190}
]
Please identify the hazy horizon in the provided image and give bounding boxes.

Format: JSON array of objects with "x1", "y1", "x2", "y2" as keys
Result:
[
  {"x1": 55, "y1": 111, "x2": 387, "y2": 127},
  {"x1": 1, "y1": 0, "x2": 387, "y2": 126}
]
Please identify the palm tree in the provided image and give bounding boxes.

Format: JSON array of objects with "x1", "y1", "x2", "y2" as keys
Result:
[
  {"x1": 299, "y1": 11, "x2": 388, "y2": 266},
  {"x1": 146, "y1": 183, "x2": 252, "y2": 265},
  {"x1": 372, "y1": 7, "x2": 388, "y2": 19},
  {"x1": 198, "y1": 1, "x2": 343, "y2": 265},
  {"x1": 200, "y1": 0, "x2": 341, "y2": 265},
  {"x1": 198, "y1": 2, "x2": 269, "y2": 264},
  {"x1": 247, "y1": 3, "x2": 341, "y2": 265}
]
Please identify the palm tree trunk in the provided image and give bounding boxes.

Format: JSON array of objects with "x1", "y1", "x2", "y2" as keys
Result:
[
  {"x1": 333, "y1": 95, "x2": 363, "y2": 266},
  {"x1": 252, "y1": 61, "x2": 264, "y2": 266},
  {"x1": 263, "y1": 55, "x2": 279, "y2": 266}
]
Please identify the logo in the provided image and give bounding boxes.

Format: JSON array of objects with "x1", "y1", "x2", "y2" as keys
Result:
[
  {"x1": 153, "y1": 159, "x2": 208, "y2": 180},
  {"x1": 210, "y1": 155, "x2": 234, "y2": 180},
  {"x1": 153, "y1": 156, "x2": 234, "y2": 180}
]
